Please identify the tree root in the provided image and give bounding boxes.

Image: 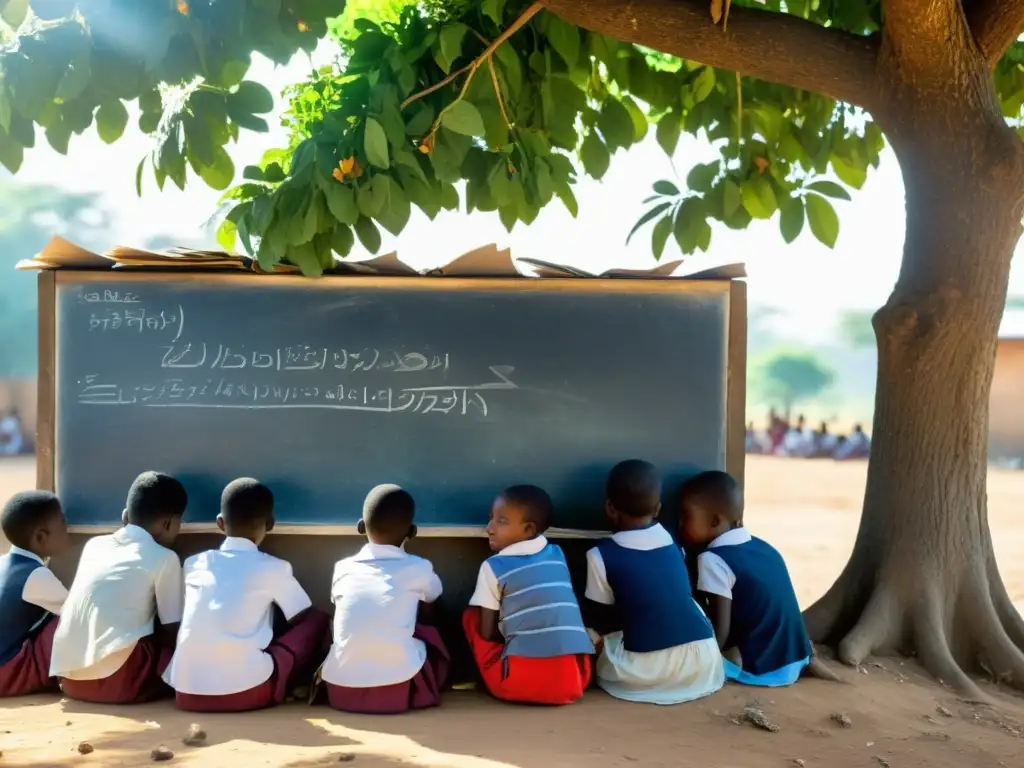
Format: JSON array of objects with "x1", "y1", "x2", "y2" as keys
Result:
[{"x1": 804, "y1": 562, "x2": 1024, "y2": 701}]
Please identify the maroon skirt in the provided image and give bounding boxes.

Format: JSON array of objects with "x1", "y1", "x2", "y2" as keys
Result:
[
  {"x1": 175, "y1": 608, "x2": 330, "y2": 713},
  {"x1": 0, "y1": 616, "x2": 58, "y2": 697},
  {"x1": 326, "y1": 624, "x2": 450, "y2": 715},
  {"x1": 60, "y1": 636, "x2": 173, "y2": 705}
]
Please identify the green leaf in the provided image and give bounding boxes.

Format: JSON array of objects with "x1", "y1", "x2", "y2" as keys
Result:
[
  {"x1": 95, "y1": 100, "x2": 128, "y2": 144},
  {"x1": 355, "y1": 215, "x2": 382, "y2": 253},
  {"x1": 656, "y1": 112, "x2": 681, "y2": 157},
  {"x1": 45, "y1": 119, "x2": 71, "y2": 155},
  {"x1": 331, "y1": 225, "x2": 355, "y2": 258},
  {"x1": 217, "y1": 218, "x2": 238, "y2": 253},
  {"x1": 806, "y1": 180, "x2": 851, "y2": 201},
  {"x1": 441, "y1": 100, "x2": 485, "y2": 136},
  {"x1": 135, "y1": 158, "x2": 146, "y2": 197},
  {"x1": 199, "y1": 146, "x2": 236, "y2": 191},
  {"x1": 779, "y1": 197, "x2": 805, "y2": 244},
  {"x1": 494, "y1": 43, "x2": 522, "y2": 95},
  {"x1": 376, "y1": 177, "x2": 412, "y2": 235},
  {"x1": 831, "y1": 156, "x2": 867, "y2": 188},
  {"x1": 288, "y1": 242, "x2": 323, "y2": 277},
  {"x1": 740, "y1": 177, "x2": 777, "y2": 219},
  {"x1": 230, "y1": 81, "x2": 274, "y2": 114},
  {"x1": 357, "y1": 175, "x2": 389, "y2": 217},
  {"x1": 580, "y1": 132, "x2": 610, "y2": 180},
  {"x1": 723, "y1": 180, "x2": 742, "y2": 217},
  {"x1": 324, "y1": 182, "x2": 359, "y2": 225},
  {"x1": 693, "y1": 67, "x2": 716, "y2": 103},
  {"x1": 651, "y1": 215, "x2": 672, "y2": 259},
  {"x1": 556, "y1": 184, "x2": 578, "y2": 217},
  {"x1": 0, "y1": 132, "x2": 24, "y2": 173},
  {"x1": 546, "y1": 14, "x2": 581, "y2": 68},
  {"x1": 653, "y1": 180, "x2": 679, "y2": 196},
  {"x1": 805, "y1": 193, "x2": 839, "y2": 247},
  {"x1": 439, "y1": 23, "x2": 468, "y2": 72},
  {"x1": 627, "y1": 202, "x2": 672, "y2": 244},
  {"x1": 482, "y1": 0, "x2": 506, "y2": 25},
  {"x1": 597, "y1": 99, "x2": 635, "y2": 151},
  {"x1": 686, "y1": 162, "x2": 718, "y2": 193},
  {"x1": 364, "y1": 118, "x2": 390, "y2": 169},
  {"x1": 1, "y1": 0, "x2": 28, "y2": 28},
  {"x1": 622, "y1": 97, "x2": 648, "y2": 143}
]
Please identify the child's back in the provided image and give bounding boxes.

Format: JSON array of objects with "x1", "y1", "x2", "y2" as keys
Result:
[
  {"x1": 681, "y1": 471, "x2": 811, "y2": 686},
  {"x1": 586, "y1": 461, "x2": 724, "y2": 705},
  {"x1": 321, "y1": 484, "x2": 447, "y2": 715},
  {"x1": 52, "y1": 472, "x2": 187, "y2": 704}
]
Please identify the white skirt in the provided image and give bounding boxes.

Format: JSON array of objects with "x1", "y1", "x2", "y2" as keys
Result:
[{"x1": 595, "y1": 632, "x2": 725, "y2": 705}]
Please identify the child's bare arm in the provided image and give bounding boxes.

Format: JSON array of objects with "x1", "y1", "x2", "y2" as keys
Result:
[
  {"x1": 700, "y1": 591, "x2": 732, "y2": 650},
  {"x1": 478, "y1": 608, "x2": 503, "y2": 642}
]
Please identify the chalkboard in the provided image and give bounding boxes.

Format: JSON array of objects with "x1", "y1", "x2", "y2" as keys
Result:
[{"x1": 49, "y1": 273, "x2": 737, "y2": 531}]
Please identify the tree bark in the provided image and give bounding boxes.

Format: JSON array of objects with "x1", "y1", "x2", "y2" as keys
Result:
[{"x1": 803, "y1": 41, "x2": 1024, "y2": 696}]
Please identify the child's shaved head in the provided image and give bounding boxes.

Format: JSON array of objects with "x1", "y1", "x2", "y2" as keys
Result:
[
  {"x1": 362, "y1": 484, "x2": 416, "y2": 544},
  {"x1": 679, "y1": 471, "x2": 743, "y2": 524},
  {"x1": 221, "y1": 478, "x2": 274, "y2": 527},
  {"x1": 499, "y1": 485, "x2": 553, "y2": 533},
  {"x1": 606, "y1": 460, "x2": 662, "y2": 519},
  {"x1": 2, "y1": 491, "x2": 64, "y2": 552}
]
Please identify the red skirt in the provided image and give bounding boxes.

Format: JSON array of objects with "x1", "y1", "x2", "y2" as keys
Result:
[
  {"x1": 175, "y1": 608, "x2": 330, "y2": 713},
  {"x1": 0, "y1": 616, "x2": 58, "y2": 697},
  {"x1": 463, "y1": 607, "x2": 591, "y2": 706},
  {"x1": 326, "y1": 624, "x2": 450, "y2": 715},
  {"x1": 60, "y1": 635, "x2": 174, "y2": 705}
]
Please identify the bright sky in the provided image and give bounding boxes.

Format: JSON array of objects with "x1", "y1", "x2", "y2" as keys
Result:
[{"x1": 13, "y1": 44, "x2": 1024, "y2": 344}]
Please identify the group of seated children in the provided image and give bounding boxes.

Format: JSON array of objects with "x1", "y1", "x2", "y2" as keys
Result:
[{"x1": 0, "y1": 461, "x2": 813, "y2": 712}]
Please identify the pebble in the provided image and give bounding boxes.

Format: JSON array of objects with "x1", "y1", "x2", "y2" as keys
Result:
[
  {"x1": 874, "y1": 758, "x2": 891, "y2": 768},
  {"x1": 742, "y1": 705, "x2": 780, "y2": 733},
  {"x1": 337, "y1": 754, "x2": 356, "y2": 762},
  {"x1": 830, "y1": 713, "x2": 853, "y2": 729},
  {"x1": 182, "y1": 724, "x2": 206, "y2": 747},
  {"x1": 151, "y1": 746, "x2": 174, "y2": 762},
  {"x1": 77, "y1": 742, "x2": 94, "y2": 755},
  {"x1": 792, "y1": 760, "x2": 805, "y2": 767},
  {"x1": 937, "y1": 705, "x2": 954, "y2": 718}
]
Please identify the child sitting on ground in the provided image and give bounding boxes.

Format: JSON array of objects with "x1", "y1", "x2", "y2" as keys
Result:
[
  {"x1": 320, "y1": 484, "x2": 448, "y2": 714},
  {"x1": 164, "y1": 478, "x2": 329, "y2": 712},
  {"x1": 679, "y1": 470, "x2": 812, "y2": 686},
  {"x1": 51, "y1": 471, "x2": 186, "y2": 704},
  {"x1": 0, "y1": 491, "x2": 69, "y2": 697},
  {"x1": 464, "y1": 485, "x2": 593, "y2": 706},
  {"x1": 585, "y1": 460, "x2": 724, "y2": 705}
]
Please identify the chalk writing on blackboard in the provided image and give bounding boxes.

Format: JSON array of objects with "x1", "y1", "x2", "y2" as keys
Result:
[
  {"x1": 89, "y1": 305, "x2": 185, "y2": 342},
  {"x1": 161, "y1": 343, "x2": 450, "y2": 374},
  {"x1": 79, "y1": 290, "x2": 142, "y2": 305},
  {"x1": 75, "y1": 366, "x2": 517, "y2": 417}
]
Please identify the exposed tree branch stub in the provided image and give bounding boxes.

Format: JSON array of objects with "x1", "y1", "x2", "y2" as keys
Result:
[
  {"x1": 967, "y1": 0, "x2": 1024, "y2": 66},
  {"x1": 539, "y1": 0, "x2": 881, "y2": 110}
]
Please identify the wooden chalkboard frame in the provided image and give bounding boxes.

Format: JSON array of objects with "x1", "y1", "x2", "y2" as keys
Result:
[{"x1": 36, "y1": 270, "x2": 747, "y2": 539}]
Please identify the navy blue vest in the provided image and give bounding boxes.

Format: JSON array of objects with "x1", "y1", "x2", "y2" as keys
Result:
[
  {"x1": 489, "y1": 543, "x2": 594, "y2": 659},
  {"x1": 597, "y1": 534, "x2": 714, "y2": 653},
  {"x1": 0, "y1": 552, "x2": 48, "y2": 666},
  {"x1": 708, "y1": 536, "x2": 811, "y2": 675}
]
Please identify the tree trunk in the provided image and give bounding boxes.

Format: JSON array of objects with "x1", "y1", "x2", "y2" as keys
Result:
[{"x1": 803, "y1": 58, "x2": 1024, "y2": 696}]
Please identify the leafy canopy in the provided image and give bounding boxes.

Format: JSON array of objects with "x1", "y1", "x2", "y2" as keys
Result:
[
  {"x1": 2, "y1": 0, "x2": 1023, "y2": 276},
  {"x1": 755, "y1": 347, "x2": 835, "y2": 411}
]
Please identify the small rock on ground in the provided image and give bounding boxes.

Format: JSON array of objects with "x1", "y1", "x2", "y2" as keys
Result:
[
  {"x1": 337, "y1": 754, "x2": 356, "y2": 762},
  {"x1": 830, "y1": 713, "x2": 853, "y2": 729},
  {"x1": 741, "y1": 704, "x2": 780, "y2": 733},
  {"x1": 151, "y1": 746, "x2": 174, "y2": 761},
  {"x1": 937, "y1": 705, "x2": 954, "y2": 718},
  {"x1": 77, "y1": 742, "x2": 94, "y2": 755},
  {"x1": 182, "y1": 724, "x2": 206, "y2": 747}
]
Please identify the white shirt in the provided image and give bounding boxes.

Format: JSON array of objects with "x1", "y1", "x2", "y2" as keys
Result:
[
  {"x1": 321, "y1": 543, "x2": 442, "y2": 688},
  {"x1": 585, "y1": 524, "x2": 676, "y2": 605},
  {"x1": 51, "y1": 525, "x2": 184, "y2": 680},
  {"x1": 695, "y1": 528, "x2": 753, "y2": 599},
  {"x1": 0, "y1": 416, "x2": 22, "y2": 455},
  {"x1": 163, "y1": 537, "x2": 312, "y2": 696},
  {"x1": 8, "y1": 546, "x2": 68, "y2": 615},
  {"x1": 468, "y1": 535, "x2": 549, "y2": 610}
]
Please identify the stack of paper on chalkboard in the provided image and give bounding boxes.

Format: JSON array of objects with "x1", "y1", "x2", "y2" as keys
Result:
[{"x1": 14, "y1": 236, "x2": 746, "y2": 281}]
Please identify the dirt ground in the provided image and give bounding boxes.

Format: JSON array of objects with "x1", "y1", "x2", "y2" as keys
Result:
[{"x1": 2, "y1": 455, "x2": 1024, "y2": 767}]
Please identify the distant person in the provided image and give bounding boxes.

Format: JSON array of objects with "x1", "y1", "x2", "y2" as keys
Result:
[
  {"x1": 782, "y1": 415, "x2": 811, "y2": 457},
  {"x1": 464, "y1": 485, "x2": 593, "y2": 705},
  {"x1": 768, "y1": 410, "x2": 788, "y2": 453},
  {"x1": 0, "y1": 491, "x2": 69, "y2": 697},
  {"x1": 0, "y1": 408, "x2": 23, "y2": 456},
  {"x1": 679, "y1": 471, "x2": 811, "y2": 687},
  {"x1": 745, "y1": 421, "x2": 763, "y2": 454},
  {"x1": 322, "y1": 484, "x2": 448, "y2": 714},
  {"x1": 585, "y1": 460, "x2": 723, "y2": 704},
  {"x1": 164, "y1": 478, "x2": 328, "y2": 712},
  {"x1": 813, "y1": 422, "x2": 837, "y2": 457},
  {"x1": 835, "y1": 424, "x2": 870, "y2": 460},
  {"x1": 52, "y1": 471, "x2": 186, "y2": 704}
]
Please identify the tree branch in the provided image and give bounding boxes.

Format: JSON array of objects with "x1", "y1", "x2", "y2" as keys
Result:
[
  {"x1": 966, "y1": 0, "x2": 1024, "y2": 66},
  {"x1": 541, "y1": 0, "x2": 880, "y2": 110}
]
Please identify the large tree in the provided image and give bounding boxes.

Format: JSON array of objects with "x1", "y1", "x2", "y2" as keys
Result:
[{"x1": 3, "y1": 0, "x2": 1024, "y2": 696}]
